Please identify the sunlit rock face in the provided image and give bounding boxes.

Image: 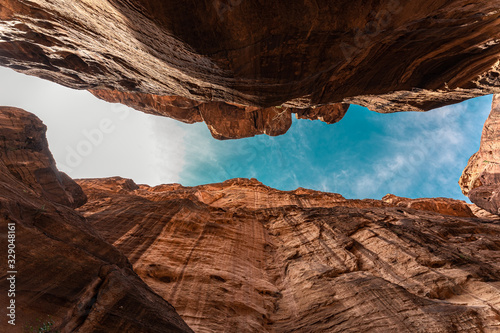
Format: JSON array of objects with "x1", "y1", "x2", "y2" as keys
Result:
[
  {"x1": 460, "y1": 94, "x2": 500, "y2": 215},
  {"x1": 0, "y1": 0, "x2": 499, "y2": 139},
  {"x1": 381, "y1": 194, "x2": 476, "y2": 217},
  {"x1": 0, "y1": 107, "x2": 193, "y2": 333},
  {"x1": 77, "y1": 177, "x2": 500, "y2": 333}
]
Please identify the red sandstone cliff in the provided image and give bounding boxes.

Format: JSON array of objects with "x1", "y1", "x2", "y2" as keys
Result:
[
  {"x1": 460, "y1": 94, "x2": 500, "y2": 216},
  {"x1": 0, "y1": 0, "x2": 499, "y2": 138},
  {"x1": 1, "y1": 1, "x2": 500, "y2": 331},
  {"x1": 2, "y1": 107, "x2": 500, "y2": 332},
  {"x1": 76, "y1": 177, "x2": 500, "y2": 332},
  {"x1": 0, "y1": 107, "x2": 193, "y2": 333}
]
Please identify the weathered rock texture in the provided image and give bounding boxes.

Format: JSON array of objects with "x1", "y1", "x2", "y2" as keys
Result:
[
  {"x1": 77, "y1": 177, "x2": 500, "y2": 333},
  {"x1": 460, "y1": 94, "x2": 500, "y2": 215},
  {"x1": 1, "y1": 0, "x2": 500, "y2": 138},
  {"x1": 89, "y1": 89, "x2": 348, "y2": 139},
  {"x1": 381, "y1": 194, "x2": 476, "y2": 218},
  {"x1": 0, "y1": 107, "x2": 193, "y2": 333}
]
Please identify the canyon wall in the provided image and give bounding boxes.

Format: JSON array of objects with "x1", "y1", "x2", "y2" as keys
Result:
[
  {"x1": 0, "y1": 107, "x2": 193, "y2": 333},
  {"x1": 0, "y1": 0, "x2": 499, "y2": 138},
  {"x1": 2, "y1": 1, "x2": 500, "y2": 331},
  {"x1": 460, "y1": 94, "x2": 500, "y2": 215},
  {"x1": 1, "y1": 106, "x2": 500, "y2": 331},
  {"x1": 77, "y1": 177, "x2": 500, "y2": 333}
]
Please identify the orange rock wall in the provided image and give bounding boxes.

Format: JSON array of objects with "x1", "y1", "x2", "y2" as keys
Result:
[{"x1": 78, "y1": 177, "x2": 500, "y2": 332}]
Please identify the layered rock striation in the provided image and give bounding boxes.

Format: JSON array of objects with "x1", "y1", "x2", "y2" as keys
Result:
[
  {"x1": 460, "y1": 94, "x2": 500, "y2": 215},
  {"x1": 77, "y1": 177, "x2": 500, "y2": 333},
  {"x1": 2, "y1": 106, "x2": 500, "y2": 332},
  {"x1": 0, "y1": 0, "x2": 499, "y2": 138},
  {"x1": 0, "y1": 107, "x2": 193, "y2": 333}
]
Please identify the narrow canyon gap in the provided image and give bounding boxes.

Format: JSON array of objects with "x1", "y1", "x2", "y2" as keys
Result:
[{"x1": 0, "y1": 1, "x2": 500, "y2": 332}]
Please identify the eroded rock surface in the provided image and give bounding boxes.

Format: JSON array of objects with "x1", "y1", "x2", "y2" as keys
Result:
[
  {"x1": 0, "y1": 106, "x2": 86, "y2": 208},
  {"x1": 0, "y1": 107, "x2": 193, "y2": 333},
  {"x1": 0, "y1": 0, "x2": 499, "y2": 138},
  {"x1": 381, "y1": 193, "x2": 475, "y2": 217},
  {"x1": 77, "y1": 177, "x2": 500, "y2": 333},
  {"x1": 460, "y1": 94, "x2": 500, "y2": 215},
  {"x1": 89, "y1": 89, "x2": 348, "y2": 139}
]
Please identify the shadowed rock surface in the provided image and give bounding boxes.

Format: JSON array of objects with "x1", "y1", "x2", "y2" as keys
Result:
[
  {"x1": 0, "y1": 0, "x2": 499, "y2": 138},
  {"x1": 0, "y1": 106, "x2": 86, "y2": 208},
  {"x1": 460, "y1": 94, "x2": 500, "y2": 215},
  {"x1": 89, "y1": 89, "x2": 348, "y2": 139},
  {"x1": 77, "y1": 177, "x2": 500, "y2": 333},
  {"x1": 0, "y1": 107, "x2": 193, "y2": 333}
]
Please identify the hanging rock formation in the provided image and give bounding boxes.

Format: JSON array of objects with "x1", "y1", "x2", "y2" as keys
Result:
[
  {"x1": 77, "y1": 176, "x2": 500, "y2": 333},
  {"x1": 0, "y1": 0, "x2": 499, "y2": 139},
  {"x1": 88, "y1": 89, "x2": 349, "y2": 139},
  {"x1": 0, "y1": 107, "x2": 193, "y2": 333},
  {"x1": 460, "y1": 94, "x2": 500, "y2": 215}
]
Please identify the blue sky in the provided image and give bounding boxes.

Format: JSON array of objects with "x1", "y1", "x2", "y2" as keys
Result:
[
  {"x1": 176, "y1": 97, "x2": 491, "y2": 200},
  {"x1": 0, "y1": 67, "x2": 492, "y2": 200}
]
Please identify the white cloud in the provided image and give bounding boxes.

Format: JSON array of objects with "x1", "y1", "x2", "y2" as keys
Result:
[
  {"x1": 149, "y1": 116, "x2": 189, "y2": 185},
  {"x1": 0, "y1": 67, "x2": 189, "y2": 186},
  {"x1": 351, "y1": 100, "x2": 491, "y2": 199}
]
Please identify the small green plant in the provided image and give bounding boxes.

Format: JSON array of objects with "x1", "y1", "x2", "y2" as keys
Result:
[{"x1": 25, "y1": 316, "x2": 58, "y2": 333}]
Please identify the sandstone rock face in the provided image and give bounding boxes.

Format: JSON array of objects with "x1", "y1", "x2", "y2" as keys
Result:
[
  {"x1": 89, "y1": 89, "x2": 204, "y2": 124},
  {"x1": 0, "y1": 107, "x2": 193, "y2": 333},
  {"x1": 0, "y1": 0, "x2": 499, "y2": 138},
  {"x1": 468, "y1": 203, "x2": 500, "y2": 221},
  {"x1": 0, "y1": 106, "x2": 87, "y2": 208},
  {"x1": 460, "y1": 94, "x2": 500, "y2": 215},
  {"x1": 293, "y1": 103, "x2": 349, "y2": 125},
  {"x1": 381, "y1": 194, "x2": 476, "y2": 217},
  {"x1": 89, "y1": 89, "x2": 348, "y2": 139},
  {"x1": 78, "y1": 177, "x2": 500, "y2": 333}
]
